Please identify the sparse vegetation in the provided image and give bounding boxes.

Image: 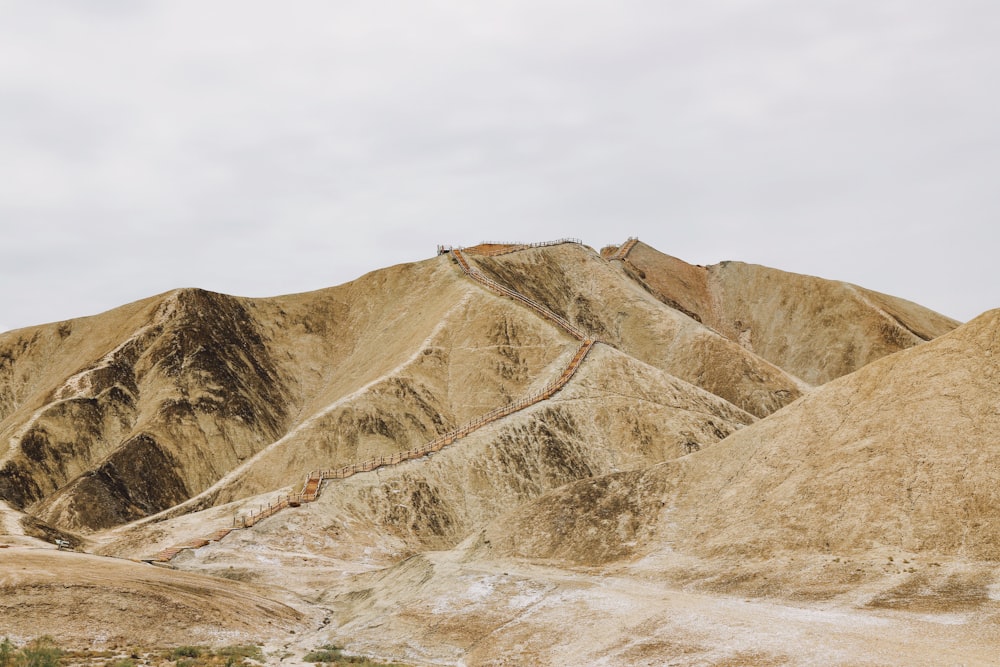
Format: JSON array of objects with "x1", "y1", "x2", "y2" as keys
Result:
[
  {"x1": 302, "y1": 645, "x2": 407, "y2": 666},
  {"x1": 163, "y1": 645, "x2": 265, "y2": 666},
  {"x1": 169, "y1": 647, "x2": 204, "y2": 660},
  {"x1": 0, "y1": 638, "x2": 15, "y2": 667},
  {"x1": 0, "y1": 637, "x2": 61, "y2": 667},
  {"x1": 216, "y1": 644, "x2": 264, "y2": 667},
  {"x1": 0, "y1": 639, "x2": 269, "y2": 667}
]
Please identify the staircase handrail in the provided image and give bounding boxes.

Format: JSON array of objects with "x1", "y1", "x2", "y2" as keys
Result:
[
  {"x1": 461, "y1": 238, "x2": 583, "y2": 257},
  {"x1": 609, "y1": 237, "x2": 639, "y2": 261},
  {"x1": 452, "y1": 249, "x2": 587, "y2": 340}
]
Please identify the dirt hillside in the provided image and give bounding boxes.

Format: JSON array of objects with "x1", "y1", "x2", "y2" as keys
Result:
[
  {"x1": 2, "y1": 241, "x2": 806, "y2": 535},
  {"x1": 95, "y1": 343, "x2": 755, "y2": 562},
  {"x1": 478, "y1": 308, "x2": 1000, "y2": 565},
  {"x1": 3, "y1": 255, "x2": 570, "y2": 533},
  {"x1": 1, "y1": 238, "x2": 986, "y2": 665},
  {"x1": 311, "y1": 311, "x2": 1000, "y2": 665},
  {"x1": 469, "y1": 243, "x2": 809, "y2": 417},
  {"x1": 0, "y1": 546, "x2": 303, "y2": 647},
  {"x1": 612, "y1": 240, "x2": 960, "y2": 384}
]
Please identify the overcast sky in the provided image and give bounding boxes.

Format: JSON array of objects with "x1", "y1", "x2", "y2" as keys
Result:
[{"x1": 1, "y1": 1, "x2": 997, "y2": 333}]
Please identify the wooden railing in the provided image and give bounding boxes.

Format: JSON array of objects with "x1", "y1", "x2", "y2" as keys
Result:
[
  {"x1": 464, "y1": 238, "x2": 583, "y2": 257},
  {"x1": 293, "y1": 338, "x2": 595, "y2": 506},
  {"x1": 439, "y1": 238, "x2": 582, "y2": 257},
  {"x1": 146, "y1": 241, "x2": 597, "y2": 562},
  {"x1": 452, "y1": 248, "x2": 587, "y2": 341}
]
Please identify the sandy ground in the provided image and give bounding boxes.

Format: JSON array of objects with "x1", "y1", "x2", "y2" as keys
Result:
[
  {"x1": 165, "y1": 531, "x2": 1000, "y2": 666},
  {"x1": 0, "y1": 545, "x2": 308, "y2": 651},
  {"x1": 24, "y1": 494, "x2": 999, "y2": 667},
  {"x1": 90, "y1": 484, "x2": 995, "y2": 667}
]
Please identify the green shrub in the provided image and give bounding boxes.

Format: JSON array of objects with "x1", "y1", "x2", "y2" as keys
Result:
[
  {"x1": 302, "y1": 645, "x2": 408, "y2": 665},
  {"x1": 15, "y1": 636, "x2": 61, "y2": 667},
  {"x1": 303, "y1": 645, "x2": 344, "y2": 663},
  {"x1": 0, "y1": 638, "x2": 15, "y2": 667},
  {"x1": 217, "y1": 645, "x2": 262, "y2": 661},
  {"x1": 171, "y1": 646, "x2": 204, "y2": 659}
]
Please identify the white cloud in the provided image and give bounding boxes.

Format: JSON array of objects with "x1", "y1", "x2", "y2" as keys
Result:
[{"x1": 1, "y1": 1, "x2": 998, "y2": 329}]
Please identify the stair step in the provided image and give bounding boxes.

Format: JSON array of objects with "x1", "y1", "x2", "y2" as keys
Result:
[{"x1": 151, "y1": 547, "x2": 182, "y2": 562}]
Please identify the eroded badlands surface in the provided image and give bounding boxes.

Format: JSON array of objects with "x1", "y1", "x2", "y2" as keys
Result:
[{"x1": 4, "y1": 239, "x2": 997, "y2": 666}]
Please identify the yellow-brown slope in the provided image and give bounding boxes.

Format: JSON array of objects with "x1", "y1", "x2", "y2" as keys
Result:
[
  {"x1": 617, "y1": 240, "x2": 960, "y2": 384},
  {"x1": 97, "y1": 343, "x2": 755, "y2": 564},
  {"x1": 4, "y1": 254, "x2": 514, "y2": 532},
  {"x1": 674, "y1": 307, "x2": 1000, "y2": 560},
  {"x1": 469, "y1": 243, "x2": 808, "y2": 417},
  {"x1": 0, "y1": 547, "x2": 303, "y2": 647},
  {"x1": 479, "y1": 308, "x2": 1000, "y2": 565}
]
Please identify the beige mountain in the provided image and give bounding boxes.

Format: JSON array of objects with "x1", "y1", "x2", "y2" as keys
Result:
[
  {"x1": 2, "y1": 242, "x2": 808, "y2": 534},
  {"x1": 300, "y1": 309, "x2": 1000, "y2": 664},
  {"x1": 610, "y1": 240, "x2": 959, "y2": 384},
  {"x1": 0, "y1": 548, "x2": 303, "y2": 647},
  {"x1": 481, "y1": 306, "x2": 1000, "y2": 563},
  {"x1": 3, "y1": 238, "x2": 993, "y2": 666}
]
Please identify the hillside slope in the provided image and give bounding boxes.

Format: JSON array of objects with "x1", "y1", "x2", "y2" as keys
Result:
[
  {"x1": 480, "y1": 308, "x2": 1000, "y2": 564},
  {"x1": 0, "y1": 289, "x2": 293, "y2": 528},
  {"x1": 0, "y1": 548, "x2": 303, "y2": 647},
  {"x1": 314, "y1": 309, "x2": 999, "y2": 665},
  {"x1": 1, "y1": 241, "x2": 808, "y2": 533},
  {"x1": 0, "y1": 239, "x2": 962, "y2": 536},
  {"x1": 469, "y1": 243, "x2": 808, "y2": 417},
  {"x1": 97, "y1": 343, "x2": 756, "y2": 562},
  {"x1": 3, "y1": 255, "x2": 577, "y2": 533},
  {"x1": 611, "y1": 240, "x2": 960, "y2": 384}
]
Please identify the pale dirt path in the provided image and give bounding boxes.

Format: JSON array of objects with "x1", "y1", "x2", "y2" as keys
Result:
[{"x1": 315, "y1": 550, "x2": 1000, "y2": 666}]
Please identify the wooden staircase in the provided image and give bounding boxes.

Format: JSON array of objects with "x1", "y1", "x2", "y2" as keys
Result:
[
  {"x1": 145, "y1": 240, "x2": 598, "y2": 563},
  {"x1": 150, "y1": 537, "x2": 211, "y2": 563},
  {"x1": 609, "y1": 237, "x2": 639, "y2": 261},
  {"x1": 452, "y1": 248, "x2": 587, "y2": 340}
]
